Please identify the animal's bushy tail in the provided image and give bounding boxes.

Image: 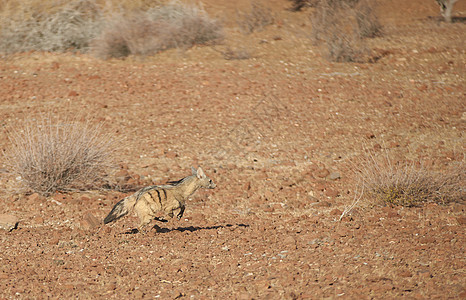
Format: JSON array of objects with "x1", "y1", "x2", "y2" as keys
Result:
[{"x1": 103, "y1": 194, "x2": 137, "y2": 224}]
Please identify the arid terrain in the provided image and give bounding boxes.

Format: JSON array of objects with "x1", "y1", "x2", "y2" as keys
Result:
[{"x1": 0, "y1": 0, "x2": 465, "y2": 299}]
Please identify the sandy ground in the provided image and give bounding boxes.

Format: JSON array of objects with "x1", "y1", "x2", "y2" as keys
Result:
[{"x1": 0, "y1": 0, "x2": 465, "y2": 298}]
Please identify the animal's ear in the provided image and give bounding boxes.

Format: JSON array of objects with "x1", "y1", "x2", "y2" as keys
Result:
[
  {"x1": 191, "y1": 166, "x2": 197, "y2": 175},
  {"x1": 196, "y1": 167, "x2": 206, "y2": 179}
]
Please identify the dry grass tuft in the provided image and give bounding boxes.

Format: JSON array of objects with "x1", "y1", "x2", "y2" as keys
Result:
[
  {"x1": 310, "y1": 0, "x2": 382, "y2": 62},
  {"x1": 354, "y1": 0, "x2": 383, "y2": 38},
  {"x1": 355, "y1": 149, "x2": 464, "y2": 207},
  {"x1": 237, "y1": 1, "x2": 275, "y2": 34},
  {"x1": 213, "y1": 46, "x2": 252, "y2": 60},
  {"x1": 0, "y1": 0, "x2": 103, "y2": 53},
  {"x1": 287, "y1": 0, "x2": 320, "y2": 11},
  {"x1": 91, "y1": 1, "x2": 223, "y2": 59},
  {"x1": 0, "y1": 0, "x2": 222, "y2": 58},
  {"x1": 4, "y1": 117, "x2": 115, "y2": 196}
]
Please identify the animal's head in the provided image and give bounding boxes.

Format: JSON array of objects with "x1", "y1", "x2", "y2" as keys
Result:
[{"x1": 192, "y1": 167, "x2": 216, "y2": 189}]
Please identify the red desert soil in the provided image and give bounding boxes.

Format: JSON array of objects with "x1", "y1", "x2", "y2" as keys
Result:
[{"x1": 0, "y1": 0, "x2": 464, "y2": 298}]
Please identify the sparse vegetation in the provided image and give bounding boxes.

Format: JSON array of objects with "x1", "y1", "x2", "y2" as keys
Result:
[
  {"x1": 310, "y1": 0, "x2": 382, "y2": 62},
  {"x1": 91, "y1": 1, "x2": 224, "y2": 59},
  {"x1": 0, "y1": 0, "x2": 102, "y2": 53},
  {"x1": 0, "y1": 0, "x2": 222, "y2": 58},
  {"x1": 4, "y1": 117, "x2": 115, "y2": 196},
  {"x1": 356, "y1": 149, "x2": 464, "y2": 207},
  {"x1": 354, "y1": 0, "x2": 382, "y2": 38},
  {"x1": 287, "y1": 0, "x2": 320, "y2": 11},
  {"x1": 237, "y1": 1, "x2": 275, "y2": 34},
  {"x1": 436, "y1": 0, "x2": 458, "y2": 23},
  {"x1": 214, "y1": 46, "x2": 252, "y2": 60}
]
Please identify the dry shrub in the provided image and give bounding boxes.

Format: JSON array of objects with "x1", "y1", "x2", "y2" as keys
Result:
[
  {"x1": 91, "y1": 1, "x2": 223, "y2": 59},
  {"x1": 355, "y1": 149, "x2": 465, "y2": 207},
  {"x1": 311, "y1": 0, "x2": 382, "y2": 62},
  {"x1": 4, "y1": 117, "x2": 115, "y2": 196},
  {"x1": 214, "y1": 46, "x2": 252, "y2": 60},
  {"x1": 436, "y1": 0, "x2": 458, "y2": 23},
  {"x1": 237, "y1": 1, "x2": 274, "y2": 34},
  {"x1": 354, "y1": 0, "x2": 382, "y2": 38},
  {"x1": 288, "y1": 0, "x2": 320, "y2": 11},
  {"x1": 0, "y1": 0, "x2": 103, "y2": 53}
]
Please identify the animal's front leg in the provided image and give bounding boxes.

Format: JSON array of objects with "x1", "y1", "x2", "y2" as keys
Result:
[
  {"x1": 165, "y1": 201, "x2": 181, "y2": 219},
  {"x1": 177, "y1": 205, "x2": 185, "y2": 220}
]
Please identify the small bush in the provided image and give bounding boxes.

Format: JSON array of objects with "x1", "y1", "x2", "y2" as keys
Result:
[
  {"x1": 288, "y1": 0, "x2": 320, "y2": 11},
  {"x1": 237, "y1": 1, "x2": 274, "y2": 34},
  {"x1": 354, "y1": 0, "x2": 382, "y2": 38},
  {"x1": 0, "y1": 0, "x2": 103, "y2": 53},
  {"x1": 4, "y1": 117, "x2": 115, "y2": 196},
  {"x1": 216, "y1": 46, "x2": 251, "y2": 60},
  {"x1": 356, "y1": 150, "x2": 464, "y2": 207},
  {"x1": 310, "y1": 0, "x2": 382, "y2": 62},
  {"x1": 436, "y1": 0, "x2": 458, "y2": 23},
  {"x1": 91, "y1": 1, "x2": 223, "y2": 59}
]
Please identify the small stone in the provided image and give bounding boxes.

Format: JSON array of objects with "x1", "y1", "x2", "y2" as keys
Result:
[
  {"x1": 419, "y1": 236, "x2": 435, "y2": 244},
  {"x1": 33, "y1": 216, "x2": 44, "y2": 225},
  {"x1": 165, "y1": 151, "x2": 177, "y2": 159},
  {"x1": 328, "y1": 172, "x2": 341, "y2": 180},
  {"x1": 81, "y1": 212, "x2": 101, "y2": 230},
  {"x1": 263, "y1": 206, "x2": 275, "y2": 213},
  {"x1": 284, "y1": 236, "x2": 296, "y2": 246},
  {"x1": 330, "y1": 209, "x2": 343, "y2": 216},
  {"x1": 456, "y1": 217, "x2": 466, "y2": 225},
  {"x1": 315, "y1": 168, "x2": 330, "y2": 178},
  {"x1": 132, "y1": 290, "x2": 144, "y2": 298},
  {"x1": 398, "y1": 270, "x2": 413, "y2": 277},
  {"x1": 336, "y1": 227, "x2": 348, "y2": 237},
  {"x1": 387, "y1": 211, "x2": 400, "y2": 218},
  {"x1": 313, "y1": 200, "x2": 332, "y2": 208},
  {"x1": 81, "y1": 195, "x2": 91, "y2": 202},
  {"x1": 28, "y1": 193, "x2": 40, "y2": 202},
  {"x1": 365, "y1": 132, "x2": 376, "y2": 139},
  {"x1": 0, "y1": 214, "x2": 19, "y2": 232},
  {"x1": 325, "y1": 188, "x2": 339, "y2": 198}
]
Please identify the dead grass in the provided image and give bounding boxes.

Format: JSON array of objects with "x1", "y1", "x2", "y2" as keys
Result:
[
  {"x1": 310, "y1": 0, "x2": 382, "y2": 62},
  {"x1": 4, "y1": 117, "x2": 115, "y2": 196},
  {"x1": 354, "y1": 0, "x2": 382, "y2": 38},
  {"x1": 355, "y1": 148, "x2": 465, "y2": 207},
  {"x1": 213, "y1": 46, "x2": 252, "y2": 60},
  {"x1": 0, "y1": 0, "x2": 103, "y2": 53},
  {"x1": 91, "y1": 1, "x2": 223, "y2": 59},
  {"x1": 237, "y1": 1, "x2": 275, "y2": 34},
  {"x1": 0, "y1": 0, "x2": 222, "y2": 57},
  {"x1": 287, "y1": 0, "x2": 320, "y2": 11}
]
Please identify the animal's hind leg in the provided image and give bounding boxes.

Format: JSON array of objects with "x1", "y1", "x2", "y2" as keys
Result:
[{"x1": 137, "y1": 215, "x2": 153, "y2": 234}]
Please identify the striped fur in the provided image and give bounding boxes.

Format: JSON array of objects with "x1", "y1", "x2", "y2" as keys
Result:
[{"x1": 104, "y1": 167, "x2": 215, "y2": 232}]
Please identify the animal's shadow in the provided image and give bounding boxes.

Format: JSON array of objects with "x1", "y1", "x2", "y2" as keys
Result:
[
  {"x1": 123, "y1": 223, "x2": 249, "y2": 235},
  {"x1": 427, "y1": 16, "x2": 466, "y2": 23}
]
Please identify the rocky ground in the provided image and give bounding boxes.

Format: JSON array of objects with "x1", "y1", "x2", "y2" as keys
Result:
[{"x1": 0, "y1": 0, "x2": 465, "y2": 299}]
